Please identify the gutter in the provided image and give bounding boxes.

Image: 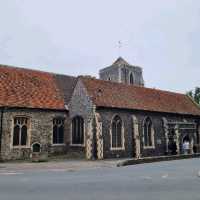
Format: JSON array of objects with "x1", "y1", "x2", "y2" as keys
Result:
[{"x1": 96, "y1": 106, "x2": 200, "y2": 118}]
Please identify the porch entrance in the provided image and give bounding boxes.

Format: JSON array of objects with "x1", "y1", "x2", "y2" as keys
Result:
[{"x1": 182, "y1": 135, "x2": 194, "y2": 154}]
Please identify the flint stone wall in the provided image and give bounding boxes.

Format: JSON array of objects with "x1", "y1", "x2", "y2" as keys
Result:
[{"x1": 0, "y1": 108, "x2": 69, "y2": 160}]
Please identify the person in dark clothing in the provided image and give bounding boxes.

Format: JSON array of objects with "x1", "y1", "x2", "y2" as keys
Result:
[
  {"x1": 171, "y1": 141, "x2": 177, "y2": 155},
  {"x1": 168, "y1": 140, "x2": 177, "y2": 155},
  {"x1": 193, "y1": 145, "x2": 197, "y2": 154}
]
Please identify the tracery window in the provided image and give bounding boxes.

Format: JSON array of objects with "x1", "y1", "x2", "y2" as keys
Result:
[
  {"x1": 143, "y1": 117, "x2": 154, "y2": 147},
  {"x1": 72, "y1": 116, "x2": 84, "y2": 145},
  {"x1": 111, "y1": 115, "x2": 123, "y2": 149},
  {"x1": 53, "y1": 118, "x2": 64, "y2": 144},
  {"x1": 13, "y1": 117, "x2": 29, "y2": 146},
  {"x1": 130, "y1": 73, "x2": 134, "y2": 84}
]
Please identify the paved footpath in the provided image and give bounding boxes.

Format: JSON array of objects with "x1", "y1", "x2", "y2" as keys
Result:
[{"x1": 0, "y1": 159, "x2": 122, "y2": 173}]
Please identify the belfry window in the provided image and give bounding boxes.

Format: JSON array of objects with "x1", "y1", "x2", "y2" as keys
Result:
[
  {"x1": 130, "y1": 73, "x2": 134, "y2": 84},
  {"x1": 143, "y1": 117, "x2": 154, "y2": 147},
  {"x1": 111, "y1": 115, "x2": 123, "y2": 149},
  {"x1": 13, "y1": 117, "x2": 29, "y2": 146},
  {"x1": 53, "y1": 118, "x2": 64, "y2": 144},
  {"x1": 72, "y1": 116, "x2": 84, "y2": 145}
]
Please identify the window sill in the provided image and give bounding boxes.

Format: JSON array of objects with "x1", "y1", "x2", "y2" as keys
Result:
[
  {"x1": 70, "y1": 144, "x2": 85, "y2": 147},
  {"x1": 110, "y1": 147, "x2": 125, "y2": 151},
  {"x1": 143, "y1": 146, "x2": 155, "y2": 149},
  {"x1": 12, "y1": 146, "x2": 30, "y2": 149},
  {"x1": 52, "y1": 144, "x2": 66, "y2": 146}
]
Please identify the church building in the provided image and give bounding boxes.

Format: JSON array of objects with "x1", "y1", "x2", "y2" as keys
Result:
[{"x1": 0, "y1": 57, "x2": 200, "y2": 160}]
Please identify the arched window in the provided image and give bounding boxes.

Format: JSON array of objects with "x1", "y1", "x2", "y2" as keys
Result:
[
  {"x1": 13, "y1": 125, "x2": 20, "y2": 146},
  {"x1": 21, "y1": 126, "x2": 27, "y2": 146},
  {"x1": 143, "y1": 117, "x2": 154, "y2": 147},
  {"x1": 111, "y1": 115, "x2": 123, "y2": 149},
  {"x1": 72, "y1": 116, "x2": 84, "y2": 145},
  {"x1": 53, "y1": 118, "x2": 64, "y2": 144},
  {"x1": 13, "y1": 117, "x2": 29, "y2": 146},
  {"x1": 130, "y1": 73, "x2": 134, "y2": 84}
]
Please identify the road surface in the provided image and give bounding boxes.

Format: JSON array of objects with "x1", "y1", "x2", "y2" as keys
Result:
[{"x1": 0, "y1": 158, "x2": 200, "y2": 200}]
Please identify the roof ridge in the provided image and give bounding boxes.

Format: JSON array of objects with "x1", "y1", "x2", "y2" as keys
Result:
[
  {"x1": 0, "y1": 64, "x2": 77, "y2": 79},
  {"x1": 81, "y1": 76, "x2": 185, "y2": 96}
]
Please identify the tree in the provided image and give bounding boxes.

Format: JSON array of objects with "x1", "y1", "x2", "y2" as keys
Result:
[{"x1": 187, "y1": 87, "x2": 200, "y2": 105}]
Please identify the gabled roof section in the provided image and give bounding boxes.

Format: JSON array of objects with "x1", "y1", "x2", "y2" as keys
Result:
[
  {"x1": 0, "y1": 65, "x2": 77, "y2": 110},
  {"x1": 54, "y1": 74, "x2": 77, "y2": 106},
  {"x1": 112, "y1": 57, "x2": 130, "y2": 66},
  {"x1": 81, "y1": 77, "x2": 200, "y2": 116}
]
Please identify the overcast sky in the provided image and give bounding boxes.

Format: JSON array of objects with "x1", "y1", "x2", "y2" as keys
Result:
[{"x1": 0, "y1": 0, "x2": 200, "y2": 93}]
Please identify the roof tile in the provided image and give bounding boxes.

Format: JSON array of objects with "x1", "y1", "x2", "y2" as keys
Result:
[
  {"x1": 0, "y1": 65, "x2": 76, "y2": 110},
  {"x1": 81, "y1": 77, "x2": 200, "y2": 116}
]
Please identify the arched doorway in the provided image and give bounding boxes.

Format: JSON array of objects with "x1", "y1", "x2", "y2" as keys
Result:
[{"x1": 182, "y1": 134, "x2": 194, "y2": 154}]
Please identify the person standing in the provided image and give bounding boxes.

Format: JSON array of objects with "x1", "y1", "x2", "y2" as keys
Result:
[
  {"x1": 182, "y1": 140, "x2": 190, "y2": 154},
  {"x1": 185, "y1": 140, "x2": 190, "y2": 154},
  {"x1": 182, "y1": 141, "x2": 187, "y2": 154},
  {"x1": 171, "y1": 141, "x2": 177, "y2": 155}
]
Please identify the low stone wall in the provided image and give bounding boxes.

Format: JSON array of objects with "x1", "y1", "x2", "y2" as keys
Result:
[{"x1": 117, "y1": 153, "x2": 200, "y2": 167}]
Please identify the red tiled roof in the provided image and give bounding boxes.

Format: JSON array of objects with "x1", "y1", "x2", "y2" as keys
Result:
[
  {"x1": 1, "y1": 65, "x2": 200, "y2": 116},
  {"x1": 0, "y1": 65, "x2": 66, "y2": 110},
  {"x1": 81, "y1": 77, "x2": 200, "y2": 116}
]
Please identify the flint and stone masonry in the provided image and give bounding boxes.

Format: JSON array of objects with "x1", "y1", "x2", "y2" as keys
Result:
[
  {"x1": 0, "y1": 57, "x2": 199, "y2": 160},
  {"x1": 0, "y1": 108, "x2": 68, "y2": 160}
]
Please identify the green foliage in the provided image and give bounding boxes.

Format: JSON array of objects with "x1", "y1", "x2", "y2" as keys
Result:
[{"x1": 187, "y1": 87, "x2": 200, "y2": 105}]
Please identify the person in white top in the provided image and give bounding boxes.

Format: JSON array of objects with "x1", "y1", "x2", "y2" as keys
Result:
[
  {"x1": 185, "y1": 141, "x2": 190, "y2": 154},
  {"x1": 183, "y1": 140, "x2": 190, "y2": 154}
]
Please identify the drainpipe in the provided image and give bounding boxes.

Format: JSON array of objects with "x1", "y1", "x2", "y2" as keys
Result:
[{"x1": 0, "y1": 107, "x2": 5, "y2": 159}]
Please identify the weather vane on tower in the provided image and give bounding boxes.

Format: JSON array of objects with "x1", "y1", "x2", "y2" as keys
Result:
[{"x1": 118, "y1": 40, "x2": 122, "y2": 57}]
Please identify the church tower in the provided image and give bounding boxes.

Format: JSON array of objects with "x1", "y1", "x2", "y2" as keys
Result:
[{"x1": 99, "y1": 57, "x2": 144, "y2": 86}]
